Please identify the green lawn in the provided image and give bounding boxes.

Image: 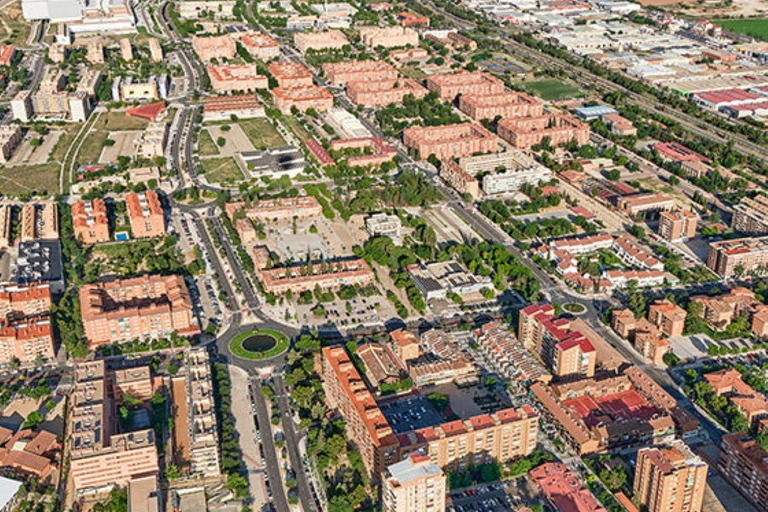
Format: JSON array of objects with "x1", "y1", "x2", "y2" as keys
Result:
[
  {"x1": 519, "y1": 79, "x2": 584, "y2": 101},
  {"x1": 94, "y1": 111, "x2": 149, "y2": 131},
  {"x1": 0, "y1": 162, "x2": 60, "y2": 196},
  {"x1": 229, "y1": 329, "x2": 290, "y2": 360},
  {"x1": 237, "y1": 118, "x2": 285, "y2": 150},
  {"x1": 714, "y1": 19, "x2": 768, "y2": 41},
  {"x1": 282, "y1": 116, "x2": 313, "y2": 144},
  {"x1": 199, "y1": 157, "x2": 244, "y2": 184},
  {"x1": 198, "y1": 129, "x2": 219, "y2": 156},
  {"x1": 0, "y1": 2, "x2": 33, "y2": 47}
]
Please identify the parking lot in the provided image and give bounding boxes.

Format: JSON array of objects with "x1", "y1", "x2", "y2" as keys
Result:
[
  {"x1": 380, "y1": 395, "x2": 443, "y2": 434},
  {"x1": 448, "y1": 478, "x2": 542, "y2": 512},
  {"x1": 669, "y1": 333, "x2": 756, "y2": 361}
]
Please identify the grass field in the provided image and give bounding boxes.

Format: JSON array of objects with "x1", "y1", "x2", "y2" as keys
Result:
[
  {"x1": 237, "y1": 118, "x2": 284, "y2": 149},
  {"x1": 94, "y1": 112, "x2": 149, "y2": 131},
  {"x1": 199, "y1": 157, "x2": 243, "y2": 184},
  {"x1": 0, "y1": 162, "x2": 60, "y2": 196},
  {"x1": 229, "y1": 329, "x2": 290, "y2": 360},
  {"x1": 198, "y1": 129, "x2": 219, "y2": 156},
  {"x1": 714, "y1": 19, "x2": 768, "y2": 41},
  {"x1": 520, "y1": 79, "x2": 584, "y2": 101},
  {"x1": 282, "y1": 116, "x2": 313, "y2": 144},
  {"x1": 0, "y1": 1, "x2": 33, "y2": 47},
  {"x1": 74, "y1": 112, "x2": 150, "y2": 167}
]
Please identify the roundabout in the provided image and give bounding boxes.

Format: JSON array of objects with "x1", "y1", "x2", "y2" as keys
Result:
[{"x1": 229, "y1": 328, "x2": 290, "y2": 360}]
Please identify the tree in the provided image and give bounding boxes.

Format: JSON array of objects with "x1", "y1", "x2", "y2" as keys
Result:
[
  {"x1": 22, "y1": 411, "x2": 44, "y2": 429},
  {"x1": 607, "y1": 169, "x2": 621, "y2": 181},
  {"x1": 599, "y1": 467, "x2": 627, "y2": 491}
]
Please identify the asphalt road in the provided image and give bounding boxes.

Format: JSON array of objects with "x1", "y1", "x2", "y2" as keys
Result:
[{"x1": 251, "y1": 378, "x2": 291, "y2": 512}]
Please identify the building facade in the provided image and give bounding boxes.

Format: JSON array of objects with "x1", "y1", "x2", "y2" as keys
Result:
[
  {"x1": 658, "y1": 210, "x2": 698, "y2": 242},
  {"x1": 381, "y1": 452, "x2": 446, "y2": 512},
  {"x1": 426, "y1": 72, "x2": 505, "y2": 102},
  {"x1": 458, "y1": 91, "x2": 543, "y2": 121},
  {"x1": 126, "y1": 190, "x2": 165, "y2": 239},
  {"x1": 707, "y1": 237, "x2": 768, "y2": 277},
  {"x1": 634, "y1": 443, "x2": 708, "y2": 512},
  {"x1": 497, "y1": 115, "x2": 589, "y2": 150},
  {"x1": 72, "y1": 199, "x2": 109, "y2": 244},
  {"x1": 347, "y1": 78, "x2": 427, "y2": 108},
  {"x1": 719, "y1": 433, "x2": 768, "y2": 512},
  {"x1": 403, "y1": 123, "x2": 497, "y2": 161}
]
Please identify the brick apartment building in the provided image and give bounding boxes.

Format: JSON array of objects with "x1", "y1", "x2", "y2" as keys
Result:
[
  {"x1": 705, "y1": 368, "x2": 768, "y2": 429},
  {"x1": 403, "y1": 123, "x2": 497, "y2": 161},
  {"x1": 691, "y1": 287, "x2": 768, "y2": 335},
  {"x1": 0, "y1": 317, "x2": 55, "y2": 365},
  {"x1": 458, "y1": 91, "x2": 543, "y2": 121},
  {"x1": 69, "y1": 361, "x2": 159, "y2": 496},
  {"x1": 719, "y1": 433, "x2": 768, "y2": 512},
  {"x1": 0, "y1": 125, "x2": 23, "y2": 163},
  {"x1": 732, "y1": 195, "x2": 768, "y2": 235},
  {"x1": 322, "y1": 346, "x2": 400, "y2": 476},
  {"x1": 658, "y1": 210, "x2": 698, "y2": 242},
  {"x1": 202, "y1": 94, "x2": 266, "y2": 121},
  {"x1": 271, "y1": 85, "x2": 333, "y2": 113},
  {"x1": 611, "y1": 309, "x2": 671, "y2": 365},
  {"x1": 497, "y1": 114, "x2": 589, "y2": 150},
  {"x1": 359, "y1": 26, "x2": 419, "y2": 48},
  {"x1": 634, "y1": 443, "x2": 708, "y2": 512},
  {"x1": 239, "y1": 32, "x2": 280, "y2": 60},
  {"x1": 0, "y1": 282, "x2": 51, "y2": 319},
  {"x1": 79, "y1": 275, "x2": 199, "y2": 346},
  {"x1": 191, "y1": 34, "x2": 236, "y2": 62},
  {"x1": 382, "y1": 452, "x2": 445, "y2": 512},
  {"x1": 531, "y1": 463, "x2": 606, "y2": 512},
  {"x1": 268, "y1": 61, "x2": 314, "y2": 89},
  {"x1": 346, "y1": 78, "x2": 427, "y2": 107},
  {"x1": 20, "y1": 203, "x2": 58, "y2": 241},
  {"x1": 426, "y1": 72, "x2": 505, "y2": 102},
  {"x1": 293, "y1": 30, "x2": 349, "y2": 53},
  {"x1": 260, "y1": 258, "x2": 375, "y2": 295},
  {"x1": 0, "y1": 205, "x2": 9, "y2": 248},
  {"x1": 322, "y1": 60, "x2": 398, "y2": 85},
  {"x1": 207, "y1": 64, "x2": 268, "y2": 93},
  {"x1": 518, "y1": 304, "x2": 596, "y2": 379},
  {"x1": 647, "y1": 299, "x2": 687, "y2": 337},
  {"x1": 396, "y1": 406, "x2": 539, "y2": 469},
  {"x1": 126, "y1": 190, "x2": 165, "y2": 239},
  {"x1": 440, "y1": 162, "x2": 481, "y2": 199},
  {"x1": 225, "y1": 196, "x2": 323, "y2": 222},
  {"x1": 707, "y1": 236, "x2": 768, "y2": 277},
  {"x1": 72, "y1": 199, "x2": 110, "y2": 245}
]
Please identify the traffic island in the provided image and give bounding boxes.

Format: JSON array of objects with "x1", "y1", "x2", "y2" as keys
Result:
[
  {"x1": 563, "y1": 303, "x2": 586, "y2": 314},
  {"x1": 229, "y1": 328, "x2": 290, "y2": 360}
]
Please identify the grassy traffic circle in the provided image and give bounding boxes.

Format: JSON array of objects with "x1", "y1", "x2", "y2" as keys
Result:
[
  {"x1": 229, "y1": 329, "x2": 289, "y2": 360},
  {"x1": 563, "y1": 303, "x2": 586, "y2": 314}
]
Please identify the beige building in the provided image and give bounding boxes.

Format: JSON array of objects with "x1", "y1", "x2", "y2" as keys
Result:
[
  {"x1": 498, "y1": 114, "x2": 589, "y2": 150},
  {"x1": 0, "y1": 205, "x2": 11, "y2": 248},
  {"x1": 294, "y1": 30, "x2": 348, "y2": 54},
  {"x1": 148, "y1": 38, "x2": 163, "y2": 62},
  {"x1": 359, "y1": 26, "x2": 419, "y2": 49},
  {"x1": 634, "y1": 443, "x2": 707, "y2": 512},
  {"x1": 707, "y1": 236, "x2": 768, "y2": 277},
  {"x1": 732, "y1": 195, "x2": 768, "y2": 235},
  {"x1": 271, "y1": 85, "x2": 333, "y2": 114},
  {"x1": 20, "y1": 203, "x2": 58, "y2": 242},
  {"x1": 120, "y1": 37, "x2": 133, "y2": 61},
  {"x1": 382, "y1": 452, "x2": 446, "y2": 512},
  {"x1": 0, "y1": 124, "x2": 23, "y2": 163},
  {"x1": 426, "y1": 72, "x2": 505, "y2": 102},
  {"x1": 121, "y1": 82, "x2": 158, "y2": 102},
  {"x1": 136, "y1": 122, "x2": 167, "y2": 160},
  {"x1": 719, "y1": 432, "x2": 768, "y2": 512},
  {"x1": 658, "y1": 210, "x2": 698, "y2": 242},
  {"x1": 87, "y1": 40, "x2": 104, "y2": 64},
  {"x1": 207, "y1": 64, "x2": 268, "y2": 93},
  {"x1": 191, "y1": 34, "x2": 236, "y2": 62}
]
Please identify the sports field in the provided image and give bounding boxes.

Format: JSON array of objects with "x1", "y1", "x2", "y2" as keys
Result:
[
  {"x1": 714, "y1": 19, "x2": 768, "y2": 41},
  {"x1": 519, "y1": 79, "x2": 584, "y2": 101}
]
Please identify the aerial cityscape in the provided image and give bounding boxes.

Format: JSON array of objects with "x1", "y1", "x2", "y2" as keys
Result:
[{"x1": 0, "y1": 0, "x2": 768, "y2": 509}]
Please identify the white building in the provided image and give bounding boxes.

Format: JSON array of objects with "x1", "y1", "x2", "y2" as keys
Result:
[
  {"x1": 365, "y1": 213, "x2": 401, "y2": 239},
  {"x1": 323, "y1": 108, "x2": 371, "y2": 139},
  {"x1": 481, "y1": 161, "x2": 552, "y2": 195}
]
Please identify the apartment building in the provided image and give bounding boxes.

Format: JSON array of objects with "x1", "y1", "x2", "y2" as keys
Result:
[
  {"x1": 475, "y1": 322, "x2": 551, "y2": 385},
  {"x1": 293, "y1": 30, "x2": 348, "y2": 53},
  {"x1": 691, "y1": 287, "x2": 767, "y2": 333},
  {"x1": 268, "y1": 61, "x2": 313, "y2": 88},
  {"x1": 397, "y1": 406, "x2": 538, "y2": 469},
  {"x1": 498, "y1": 115, "x2": 589, "y2": 150},
  {"x1": 175, "y1": 347, "x2": 221, "y2": 477},
  {"x1": 347, "y1": 78, "x2": 427, "y2": 108},
  {"x1": 426, "y1": 72, "x2": 504, "y2": 102},
  {"x1": 481, "y1": 155, "x2": 552, "y2": 195},
  {"x1": 191, "y1": 34, "x2": 236, "y2": 62},
  {"x1": 330, "y1": 137, "x2": 397, "y2": 167},
  {"x1": 634, "y1": 443, "x2": 708, "y2": 512},
  {"x1": 705, "y1": 368, "x2": 768, "y2": 429},
  {"x1": 617, "y1": 193, "x2": 676, "y2": 217},
  {"x1": 208, "y1": 64, "x2": 268, "y2": 93},
  {"x1": 260, "y1": 258, "x2": 375, "y2": 295},
  {"x1": 603, "y1": 113, "x2": 637, "y2": 136},
  {"x1": 148, "y1": 38, "x2": 163, "y2": 62},
  {"x1": 518, "y1": 304, "x2": 596, "y2": 379},
  {"x1": 531, "y1": 463, "x2": 606, "y2": 512},
  {"x1": 72, "y1": 199, "x2": 109, "y2": 245},
  {"x1": 271, "y1": 85, "x2": 333, "y2": 113},
  {"x1": 322, "y1": 346, "x2": 400, "y2": 476},
  {"x1": 707, "y1": 236, "x2": 768, "y2": 277},
  {"x1": 658, "y1": 210, "x2": 698, "y2": 242},
  {"x1": 0, "y1": 427, "x2": 60, "y2": 483},
  {"x1": 126, "y1": 190, "x2": 165, "y2": 239},
  {"x1": 11, "y1": 88, "x2": 91, "y2": 123},
  {"x1": 0, "y1": 282, "x2": 51, "y2": 320},
  {"x1": 732, "y1": 195, "x2": 768, "y2": 235},
  {"x1": 120, "y1": 82, "x2": 158, "y2": 102},
  {"x1": 87, "y1": 40, "x2": 104, "y2": 64},
  {"x1": 239, "y1": 32, "x2": 279, "y2": 60},
  {"x1": 458, "y1": 91, "x2": 543, "y2": 121},
  {"x1": 112, "y1": 366, "x2": 153, "y2": 402},
  {"x1": 389, "y1": 47, "x2": 429, "y2": 64},
  {"x1": 440, "y1": 162, "x2": 480, "y2": 199},
  {"x1": 359, "y1": 26, "x2": 418, "y2": 48},
  {"x1": 0, "y1": 317, "x2": 55, "y2": 365},
  {"x1": 136, "y1": 122, "x2": 167, "y2": 160},
  {"x1": 20, "y1": 203, "x2": 58, "y2": 242},
  {"x1": 202, "y1": 94, "x2": 265, "y2": 121},
  {"x1": 0, "y1": 205, "x2": 10, "y2": 249},
  {"x1": 322, "y1": 60, "x2": 397, "y2": 85},
  {"x1": 79, "y1": 274, "x2": 199, "y2": 346},
  {"x1": 611, "y1": 309, "x2": 670, "y2": 365},
  {"x1": 390, "y1": 328, "x2": 421, "y2": 363},
  {"x1": 719, "y1": 433, "x2": 768, "y2": 512},
  {"x1": 225, "y1": 196, "x2": 322, "y2": 222},
  {"x1": 381, "y1": 452, "x2": 445, "y2": 512},
  {"x1": 69, "y1": 361, "x2": 159, "y2": 495},
  {"x1": 403, "y1": 123, "x2": 497, "y2": 161},
  {"x1": 647, "y1": 299, "x2": 687, "y2": 337},
  {"x1": 0, "y1": 125, "x2": 22, "y2": 163}
]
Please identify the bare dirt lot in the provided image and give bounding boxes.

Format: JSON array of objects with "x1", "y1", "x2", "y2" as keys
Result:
[
  {"x1": 6, "y1": 131, "x2": 62, "y2": 166},
  {"x1": 204, "y1": 125, "x2": 255, "y2": 157},
  {"x1": 99, "y1": 131, "x2": 143, "y2": 163}
]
